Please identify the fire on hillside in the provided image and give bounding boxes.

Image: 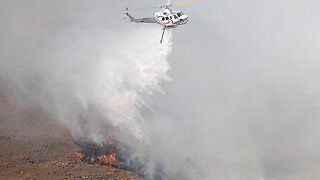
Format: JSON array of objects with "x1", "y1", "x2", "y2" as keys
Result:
[{"x1": 73, "y1": 137, "x2": 167, "y2": 180}]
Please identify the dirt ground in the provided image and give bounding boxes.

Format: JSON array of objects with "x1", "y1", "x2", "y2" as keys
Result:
[{"x1": 0, "y1": 94, "x2": 142, "y2": 180}]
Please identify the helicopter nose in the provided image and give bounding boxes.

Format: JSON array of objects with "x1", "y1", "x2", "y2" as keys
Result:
[
  {"x1": 180, "y1": 15, "x2": 188, "y2": 24},
  {"x1": 181, "y1": 15, "x2": 188, "y2": 21}
]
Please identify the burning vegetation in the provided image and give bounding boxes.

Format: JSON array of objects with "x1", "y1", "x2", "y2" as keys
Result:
[
  {"x1": 73, "y1": 137, "x2": 167, "y2": 180},
  {"x1": 74, "y1": 137, "x2": 120, "y2": 166}
]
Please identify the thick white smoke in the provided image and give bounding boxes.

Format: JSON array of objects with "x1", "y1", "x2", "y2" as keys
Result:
[
  {"x1": 2, "y1": 1, "x2": 320, "y2": 180},
  {"x1": 0, "y1": 26, "x2": 173, "y2": 144}
]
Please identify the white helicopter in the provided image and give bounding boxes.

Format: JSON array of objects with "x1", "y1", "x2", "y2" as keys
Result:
[{"x1": 125, "y1": 0, "x2": 197, "y2": 43}]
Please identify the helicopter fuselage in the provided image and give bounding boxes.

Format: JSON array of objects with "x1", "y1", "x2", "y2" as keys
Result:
[
  {"x1": 154, "y1": 8, "x2": 188, "y2": 27},
  {"x1": 124, "y1": 4, "x2": 189, "y2": 43}
]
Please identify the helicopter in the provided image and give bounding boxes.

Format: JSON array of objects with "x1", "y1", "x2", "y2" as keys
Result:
[{"x1": 125, "y1": 0, "x2": 198, "y2": 43}]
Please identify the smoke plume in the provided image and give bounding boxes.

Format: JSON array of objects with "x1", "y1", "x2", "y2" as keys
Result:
[
  {"x1": 0, "y1": 24, "x2": 173, "y2": 143},
  {"x1": 2, "y1": 0, "x2": 320, "y2": 180}
]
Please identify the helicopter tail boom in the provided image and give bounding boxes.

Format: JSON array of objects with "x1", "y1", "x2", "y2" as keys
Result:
[
  {"x1": 125, "y1": 8, "x2": 137, "y2": 22},
  {"x1": 125, "y1": 8, "x2": 158, "y2": 23}
]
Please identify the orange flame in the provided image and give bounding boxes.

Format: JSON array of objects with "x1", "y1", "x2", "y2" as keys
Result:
[
  {"x1": 75, "y1": 151, "x2": 85, "y2": 159},
  {"x1": 97, "y1": 153, "x2": 117, "y2": 164}
]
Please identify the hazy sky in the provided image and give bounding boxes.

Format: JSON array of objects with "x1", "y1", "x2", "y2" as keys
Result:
[{"x1": 1, "y1": 0, "x2": 320, "y2": 179}]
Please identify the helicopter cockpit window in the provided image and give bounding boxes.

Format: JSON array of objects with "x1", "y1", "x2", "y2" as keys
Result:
[
  {"x1": 177, "y1": 12, "x2": 182, "y2": 17},
  {"x1": 162, "y1": 17, "x2": 165, "y2": 21},
  {"x1": 165, "y1": 17, "x2": 169, "y2": 20}
]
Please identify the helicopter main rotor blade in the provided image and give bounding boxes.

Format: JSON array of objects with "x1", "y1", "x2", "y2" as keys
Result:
[
  {"x1": 129, "y1": 6, "x2": 163, "y2": 11},
  {"x1": 128, "y1": 0, "x2": 200, "y2": 12},
  {"x1": 170, "y1": 0, "x2": 200, "y2": 7}
]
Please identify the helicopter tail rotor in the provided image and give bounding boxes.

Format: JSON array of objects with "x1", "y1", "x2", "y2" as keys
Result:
[{"x1": 124, "y1": 8, "x2": 128, "y2": 19}]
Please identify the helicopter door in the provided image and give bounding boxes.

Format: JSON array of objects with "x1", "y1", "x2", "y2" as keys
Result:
[{"x1": 172, "y1": 14, "x2": 179, "y2": 23}]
